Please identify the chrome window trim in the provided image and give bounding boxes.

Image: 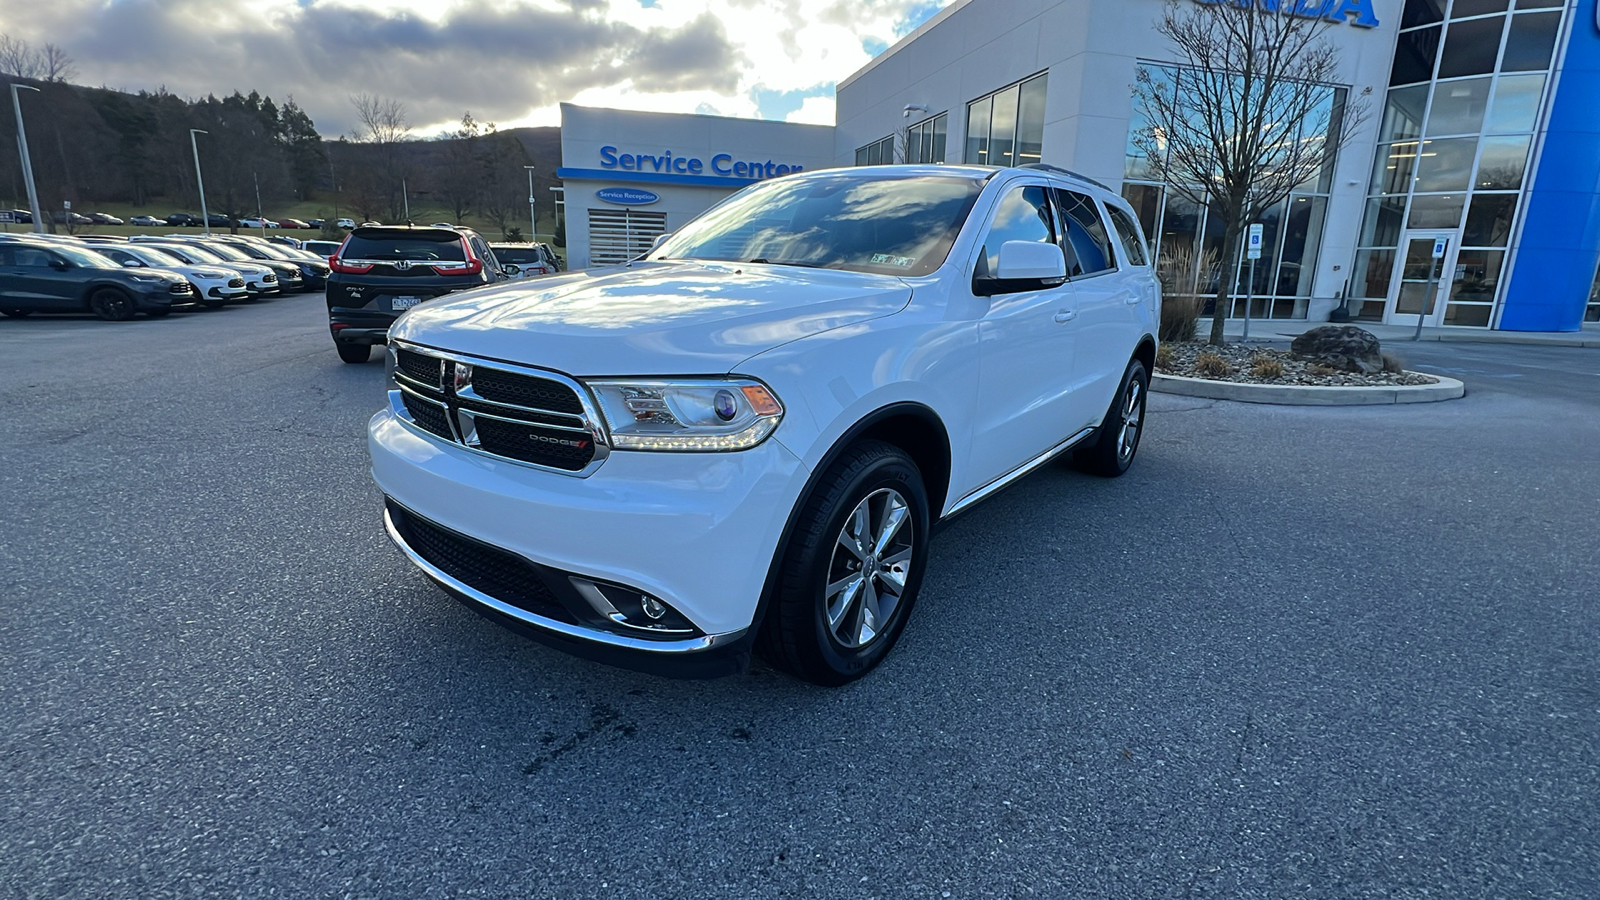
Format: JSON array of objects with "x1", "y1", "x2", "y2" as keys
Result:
[{"x1": 389, "y1": 339, "x2": 612, "y2": 477}]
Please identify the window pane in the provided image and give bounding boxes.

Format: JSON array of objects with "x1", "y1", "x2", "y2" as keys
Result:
[
  {"x1": 1425, "y1": 77, "x2": 1491, "y2": 135},
  {"x1": 1502, "y1": 12, "x2": 1560, "y2": 71},
  {"x1": 1437, "y1": 16, "x2": 1504, "y2": 78},
  {"x1": 1380, "y1": 84, "x2": 1430, "y2": 141},
  {"x1": 1402, "y1": 0, "x2": 1446, "y2": 27},
  {"x1": 1352, "y1": 248, "x2": 1398, "y2": 298},
  {"x1": 1360, "y1": 196, "x2": 1408, "y2": 247},
  {"x1": 1413, "y1": 137, "x2": 1478, "y2": 191},
  {"x1": 1240, "y1": 200, "x2": 1284, "y2": 295},
  {"x1": 1407, "y1": 193, "x2": 1466, "y2": 228},
  {"x1": 1463, "y1": 193, "x2": 1518, "y2": 245},
  {"x1": 1017, "y1": 76, "x2": 1047, "y2": 166},
  {"x1": 1485, "y1": 73, "x2": 1544, "y2": 132},
  {"x1": 1515, "y1": 0, "x2": 1562, "y2": 7},
  {"x1": 908, "y1": 124, "x2": 925, "y2": 165},
  {"x1": 988, "y1": 84, "x2": 1020, "y2": 168},
  {"x1": 1475, "y1": 135, "x2": 1531, "y2": 189},
  {"x1": 1372, "y1": 142, "x2": 1420, "y2": 195},
  {"x1": 1449, "y1": 248, "x2": 1504, "y2": 302},
  {"x1": 982, "y1": 185, "x2": 1057, "y2": 275},
  {"x1": 1106, "y1": 204, "x2": 1150, "y2": 266},
  {"x1": 1444, "y1": 303, "x2": 1493, "y2": 325},
  {"x1": 1451, "y1": 0, "x2": 1507, "y2": 17},
  {"x1": 1158, "y1": 192, "x2": 1205, "y2": 295},
  {"x1": 1391, "y1": 27, "x2": 1442, "y2": 85},
  {"x1": 966, "y1": 96, "x2": 992, "y2": 165},
  {"x1": 1121, "y1": 183, "x2": 1162, "y2": 247},
  {"x1": 1055, "y1": 189, "x2": 1114, "y2": 275},
  {"x1": 1277, "y1": 196, "x2": 1326, "y2": 297},
  {"x1": 931, "y1": 114, "x2": 947, "y2": 164}
]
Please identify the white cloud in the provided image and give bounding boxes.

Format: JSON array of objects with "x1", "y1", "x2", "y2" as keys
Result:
[{"x1": 785, "y1": 95, "x2": 836, "y2": 125}]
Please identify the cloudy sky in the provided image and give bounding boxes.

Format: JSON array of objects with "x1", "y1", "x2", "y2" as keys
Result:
[{"x1": 0, "y1": 0, "x2": 946, "y2": 136}]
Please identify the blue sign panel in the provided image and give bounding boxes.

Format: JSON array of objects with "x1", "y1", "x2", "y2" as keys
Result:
[
  {"x1": 1192, "y1": 0, "x2": 1379, "y2": 27},
  {"x1": 596, "y1": 187, "x2": 661, "y2": 206}
]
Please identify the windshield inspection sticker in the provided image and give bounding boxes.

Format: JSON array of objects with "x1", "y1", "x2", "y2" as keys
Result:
[{"x1": 870, "y1": 253, "x2": 915, "y2": 268}]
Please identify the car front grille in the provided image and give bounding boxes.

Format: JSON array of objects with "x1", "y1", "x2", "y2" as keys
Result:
[
  {"x1": 387, "y1": 501, "x2": 576, "y2": 624},
  {"x1": 169, "y1": 283, "x2": 192, "y2": 294},
  {"x1": 227, "y1": 278, "x2": 245, "y2": 288},
  {"x1": 392, "y1": 344, "x2": 601, "y2": 474},
  {"x1": 264, "y1": 273, "x2": 277, "y2": 283}
]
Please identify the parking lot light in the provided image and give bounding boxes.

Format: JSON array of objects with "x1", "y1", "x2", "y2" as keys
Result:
[
  {"x1": 525, "y1": 165, "x2": 536, "y2": 241},
  {"x1": 10, "y1": 83, "x2": 44, "y2": 234},
  {"x1": 190, "y1": 129, "x2": 210, "y2": 235}
]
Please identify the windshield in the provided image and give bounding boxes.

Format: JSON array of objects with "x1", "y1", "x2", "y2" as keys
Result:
[
  {"x1": 652, "y1": 172, "x2": 985, "y2": 277},
  {"x1": 137, "y1": 246, "x2": 188, "y2": 265},
  {"x1": 342, "y1": 231, "x2": 466, "y2": 262},
  {"x1": 196, "y1": 243, "x2": 253, "y2": 262},
  {"x1": 54, "y1": 244, "x2": 120, "y2": 269},
  {"x1": 492, "y1": 247, "x2": 545, "y2": 264}
]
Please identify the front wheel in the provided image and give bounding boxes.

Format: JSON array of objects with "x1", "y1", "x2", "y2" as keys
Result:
[
  {"x1": 88, "y1": 288, "x2": 137, "y2": 321},
  {"x1": 336, "y1": 341, "x2": 372, "y2": 364},
  {"x1": 759, "y1": 440, "x2": 929, "y2": 686},
  {"x1": 1074, "y1": 357, "x2": 1149, "y2": 477}
]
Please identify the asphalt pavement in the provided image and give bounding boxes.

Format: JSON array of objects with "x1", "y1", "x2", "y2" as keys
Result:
[{"x1": 2, "y1": 300, "x2": 1597, "y2": 898}]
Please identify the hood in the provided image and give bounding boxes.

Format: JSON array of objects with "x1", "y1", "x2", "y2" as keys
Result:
[{"x1": 390, "y1": 260, "x2": 912, "y2": 376}]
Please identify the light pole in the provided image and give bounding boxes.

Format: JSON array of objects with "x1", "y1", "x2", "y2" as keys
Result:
[
  {"x1": 402, "y1": 177, "x2": 409, "y2": 223},
  {"x1": 253, "y1": 171, "x2": 265, "y2": 237},
  {"x1": 524, "y1": 165, "x2": 537, "y2": 241},
  {"x1": 10, "y1": 83, "x2": 43, "y2": 234},
  {"x1": 190, "y1": 129, "x2": 210, "y2": 234}
]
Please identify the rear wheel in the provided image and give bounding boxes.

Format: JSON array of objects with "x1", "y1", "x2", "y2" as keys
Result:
[
  {"x1": 88, "y1": 288, "x2": 137, "y2": 321},
  {"x1": 336, "y1": 341, "x2": 372, "y2": 364},
  {"x1": 759, "y1": 440, "x2": 929, "y2": 686},
  {"x1": 1074, "y1": 358, "x2": 1148, "y2": 477}
]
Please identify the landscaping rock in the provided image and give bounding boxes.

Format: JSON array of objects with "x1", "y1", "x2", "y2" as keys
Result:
[{"x1": 1290, "y1": 325, "x2": 1384, "y2": 374}]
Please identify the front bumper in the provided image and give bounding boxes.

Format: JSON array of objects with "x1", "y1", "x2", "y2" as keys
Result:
[{"x1": 368, "y1": 406, "x2": 810, "y2": 668}]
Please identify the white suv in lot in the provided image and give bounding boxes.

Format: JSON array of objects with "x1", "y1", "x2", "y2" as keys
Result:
[{"x1": 369, "y1": 164, "x2": 1158, "y2": 685}]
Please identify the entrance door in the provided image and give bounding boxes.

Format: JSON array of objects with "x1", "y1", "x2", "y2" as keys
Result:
[{"x1": 1385, "y1": 231, "x2": 1458, "y2": 327}]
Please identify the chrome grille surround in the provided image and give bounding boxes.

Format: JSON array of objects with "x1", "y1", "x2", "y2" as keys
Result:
[{"x1": 388, "y1": 340, "x2": 611, "y2": 477}]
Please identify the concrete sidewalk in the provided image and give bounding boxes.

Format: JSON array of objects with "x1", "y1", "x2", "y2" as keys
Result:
[{"x1": 1218, "y1": 317, "x2": 1600, "y2": 347}]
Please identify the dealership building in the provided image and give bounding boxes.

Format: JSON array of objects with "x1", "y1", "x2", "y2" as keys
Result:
[{"x1": 557, "y1": 0, "x2": 1600, "y2": 331}]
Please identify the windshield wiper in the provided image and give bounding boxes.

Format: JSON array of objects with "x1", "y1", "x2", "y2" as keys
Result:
[{"x1": 747, "y1": 258, "x2": 825, "y2": 268}]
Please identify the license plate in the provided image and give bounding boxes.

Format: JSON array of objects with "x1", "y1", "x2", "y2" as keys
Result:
[{"x1": 391, "y1": 296, "x2": 421, "y2": 310}]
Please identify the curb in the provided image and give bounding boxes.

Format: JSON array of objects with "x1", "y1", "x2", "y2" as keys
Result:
[{"x1": 1151, "y1": 372, "x2": 1465, "y2": 406}]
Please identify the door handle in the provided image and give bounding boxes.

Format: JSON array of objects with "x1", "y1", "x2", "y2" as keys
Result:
[
  {"x1": 1053, "y1": 310, "x2": 1077, "y2": 323},
  {"x1": 1123, "y1": 295, "x2": 1142, "y2": 305}
]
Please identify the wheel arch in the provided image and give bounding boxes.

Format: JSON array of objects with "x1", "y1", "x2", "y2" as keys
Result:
[{"x1": 1134, "y1": 333, "x2": 1157, "y2": 374}]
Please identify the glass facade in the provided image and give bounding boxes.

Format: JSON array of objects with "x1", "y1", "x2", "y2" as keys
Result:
[
  {"x1": 854, "y1": 135, "x2": 896, "y2": 166},
  {"x1": 1587, "y1": 257, "x2": 1600, "y2": 324},
  {"x1": 1352, "y1": 0, "x2": 1562, "y2": 325},
  {"x1": 965, "y1": 73, "x2": 1047, "y2": 167},
  {"x1": 905, "y1": 113, "x2": 948, "y2": 164},
  {"x1": 1122, "y1": 63, "x2": 1340, "y2": 321}
]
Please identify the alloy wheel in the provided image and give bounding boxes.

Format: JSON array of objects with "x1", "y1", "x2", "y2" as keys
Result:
[{"x1": 824, "y1": 488, "x2": 914, "y2": 649}]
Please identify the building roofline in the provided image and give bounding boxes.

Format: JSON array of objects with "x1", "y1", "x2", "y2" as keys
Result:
[
  {"x1": 838, "y1": 0, "x2": 979, "y2": 91},
  {"x1": 558, "y1": 101, "x2": 835, "y2": 132}
]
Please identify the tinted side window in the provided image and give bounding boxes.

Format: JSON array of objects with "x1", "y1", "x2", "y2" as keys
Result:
[
  {"x1": 980, "y1": 185, "x2": 1058, "y2": 276},
  {"x1": 1105, "y1": 204, "x2": 1150, "y2": 266},
  {"x1": 1054, "y1": 189, "x2": 1115, "y2": 276},
  {"x1": 101, "y1": 248, "x2": 137, "y2": 266},
  {"x1": 13, "y1": 247, "x2": 54, "y2": 268}
]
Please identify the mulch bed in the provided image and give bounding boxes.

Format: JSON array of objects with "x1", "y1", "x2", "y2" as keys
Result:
[{"x1": 1155, "y1": 342, "x2": 1439, "y2": 386}]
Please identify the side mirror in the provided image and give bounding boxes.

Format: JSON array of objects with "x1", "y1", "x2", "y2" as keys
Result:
[
  {"x1": 972, "y1": 240, "x2": 1067, "y2": 296},
  {"x1": 503, "y1": 264, "x2": 521, "y2": 276},
  {"x1": 122, "y1": 260, "x2": 142, "y2": 268},
  {"x1": 651, "y1": 233, "x2": 672, "y2": 251}
]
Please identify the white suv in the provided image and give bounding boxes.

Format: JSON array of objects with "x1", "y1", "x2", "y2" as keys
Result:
[{"x1": 369, "y1": 164, "x2": 1159, "y2": 685}]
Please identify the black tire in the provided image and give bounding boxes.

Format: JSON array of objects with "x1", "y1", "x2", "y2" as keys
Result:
[
  {"x1": 0, "y1": 308, "x2": 31, "y2": 318},
  {"x1": 336, "y1": 341, "x2": 372, "y2": 364},
  {"x1": 88, "y1": 288, "x2": 137, "y2": 321},
  {"x1": 759, "y1": 440, "x2": 930, "y2": 686},
  {"x1": 1074, "y1": 357, "x2": 1149, "y2": 478}
]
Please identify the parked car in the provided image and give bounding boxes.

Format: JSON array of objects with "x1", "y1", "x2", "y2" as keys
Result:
[
  {"x1": 94, "y1": 242, "x2": 249, "y2": 308},
  {"x1": 368, "y1": 164, "x2": 1160, "y2": 684},
  {"x1": 336, "y1": 218, "x2": 356, "y2": 229},
  {"x1": 277, "y1": 217, "x2": 311, "y2": 229},
  {"x1": 166, "y1": 213, "x2": 201, "y2": 227},
  {"x1": 303, "y1": 239, "x2": 341, "y2": 259},
  {"x1": 309, "y1": 219, "x2": 325, "y2": 229},
  {"x1": 267, "y1": 235, "x2": 303, "y2": 249},
  {"x1": 88, "y1": 213, "x2": 124, "y2": 225},
  {"x1": 8, "y1": 209, "x2": 32, "y2": 224},
  {"x1": 134, "y1": 241, "x2": 280, "y2": 297},
  {"x1": 179, "y1": 238, "x2": 304, "y2": 292},
  {"x1": 130, "y1": 215, "x2": 164, "y2": 227},
  {"x1": 207, "y1": 213, "x2": 237, "y2": 229},
  {"x1": 0, "y1": 237, "x2": 192, "y2": 319},
  {"x1": 489, "y1": 242, "x2": 560, "y2": 278},
  {"x1": 51, "y1": 211, "x2": 92, "y2": 225},
  {"x1": 326, "y1": 224, "x2": 509, "y2": 363},
  {"x1": 210, "y1": 235, "x2": 327, "y2": 291},
  {"x1": 240, "y1": 217, "x2": 279, "y2": 229}
]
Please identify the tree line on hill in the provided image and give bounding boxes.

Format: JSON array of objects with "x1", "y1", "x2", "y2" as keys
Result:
[{"x1": 0, "y1": 33, "x2": 561, "y2": 238}]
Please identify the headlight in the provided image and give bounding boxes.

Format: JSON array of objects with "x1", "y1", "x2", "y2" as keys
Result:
[
  {"x1": 129, "y1": 274, "x2": 166, "y2": 284},
  {"x1": 585, "y1": 378, "x2": 783, "y2": 452}
]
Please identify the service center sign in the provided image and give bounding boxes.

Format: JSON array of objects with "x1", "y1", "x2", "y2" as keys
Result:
[
  {"x1": 599, "y1": 145, "x2": 806, "y2": 180},
  {"x1": 1193, "y1": 0, "x2": 1379, "y2": 27},
  {"x1": 596, "y1": 187, "x2": 660, "y2": 205}
]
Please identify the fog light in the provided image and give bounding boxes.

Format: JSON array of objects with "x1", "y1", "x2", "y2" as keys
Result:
[{"x1": 641, "y1": 595, "x2": 667, "y2": 619}]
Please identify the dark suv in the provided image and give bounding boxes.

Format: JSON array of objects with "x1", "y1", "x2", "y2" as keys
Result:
[
  {"x1": 326, "y1": 225, "x2": 509, "y2": 363},
  {"x1": 0, "y1": 239, "x2": 192, "y2": 320}
]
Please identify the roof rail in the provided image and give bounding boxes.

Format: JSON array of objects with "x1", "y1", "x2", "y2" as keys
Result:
[{"x1": 1019, "y1": 163, "x2": 1113, "y2": 193}]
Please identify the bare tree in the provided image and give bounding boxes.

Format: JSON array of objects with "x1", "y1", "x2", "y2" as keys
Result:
[
  {"x1": 348, "y1": 93, "x2": 411, "y2": 221},
  {"x1": 0, "y1": 33, "x2": 43, "y2": 79},
  {"x1": 1132, "y1": 0, "x2": 1368, "y2": 344},
  {"x1": 41, "y1": 43, "x2": 76, "y2": 83}
]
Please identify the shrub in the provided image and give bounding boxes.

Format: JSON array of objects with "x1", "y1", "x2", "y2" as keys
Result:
[
  {"x1": 1381, "y1": 351, "x2": 1405, "y2": 374},
  {"x1": 1155, "y1": 343, "x2": 1175, "y2": 371},
  {"x1": 1250, "y1": 355, "x2": 1285, "y2": 379},
  {"x1": 1159, "y1": 295, "x2": 1203, "y2": 342},
  {"x1": 1194, "y1": 350, "x2": 1231, "y2": 378},
  {"x1": 1308, "y1": 362, "x2": 1339, "y2": 377}
]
